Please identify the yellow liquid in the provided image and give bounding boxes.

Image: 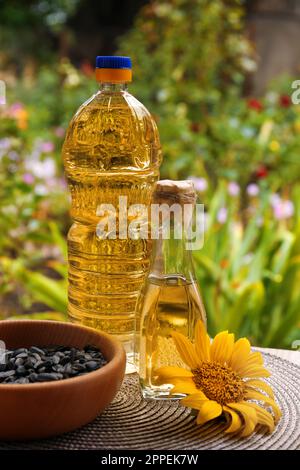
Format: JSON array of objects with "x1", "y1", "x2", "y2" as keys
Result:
[
  {"x1": 62, "y1": 85, "x2": 161, "y2": 369},
  {"x1": 138, "y1": 274, "x2": 206, "y2": 398}
]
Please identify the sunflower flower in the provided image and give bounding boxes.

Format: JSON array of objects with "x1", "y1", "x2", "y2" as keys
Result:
[{"x1": 156, "y1": 321, "x2": 281, "y2": 437}]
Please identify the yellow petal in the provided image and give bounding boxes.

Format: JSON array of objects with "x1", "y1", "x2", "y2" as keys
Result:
[
  {"x1": 248, "y1": 351, "x2": 263, "y2": 365},
  {"x1": 235, "y1": 351, "x2": 263, "y2": 375},
  {"x1": 170, "y1": 378, "x2": 199, "y2": 395},
  {"x1": 245, "y1": 379, "x2": 274, "y2": 399},
  {"x1": 172, "y1": 332, "x2": 199, "y2": 369},
  {"x1": 244, "y1": 389, "x2": 281, "y2": 422},
  {"x1": 239, "y1": 365, "x2": 270, "y2": 378},
  {"x1": 196, "y1": 400, "x2": 223, "y2": 425},
  {"x1": 210, "y1": 331, "x2": 234, "y2": 365},
  {"x1": 245, "y1": 402, "x2": 275, "y2": 433},
  {"x1": 229, "y1": 338, "x2": 251, "y2": 372},
  {"x1": 228, "y1": 402, "x2": 258, "y2": 437},
  {"x1": 223, "y1": 405, "x2": 243, "y2": 434},
  {"x1": 181, "y1": 392, "x2": 209, "y2": 409},
  {"x1": 195, "y1": 320, "x2": 210, "y2": 363},
  {"x1": 155, "y1": 366, "x2": 193, "y2": 381}
]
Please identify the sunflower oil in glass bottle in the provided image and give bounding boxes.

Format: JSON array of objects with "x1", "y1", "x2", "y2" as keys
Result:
[
  {"x1": 137, "y1": 180, "x2": 206, "y2": 398},
  {"x1": 63, "y1": 56, "x2": 161, "y2": 372}
]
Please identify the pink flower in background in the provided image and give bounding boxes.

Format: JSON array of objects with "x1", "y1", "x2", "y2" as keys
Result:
[
  {"x1": 40, "y1": 141, "x2": 55, "y2": 153},
  {"x1": 8, "y1": 151, "x2": 18, "y2": 161},
  {"x1": 8, "y1": 102, "x2": 24, "y2": 116},
  {"x1": 247, "y1": 183, "x2": 260, "y2": 197},
  {"x1": 271, "y1": 195, "x2": 294, "y2": 220},
  {"x1": 217, "y1": 207, "x2": 228, "y2": 224},
  {"x1": 59, "y1": 177, "x2": 67, "y2": 189},
  {"x1": 0, "y1": 138, "x2": 11, "y2": 150},
  {"x1": 270, "y1": 193, "x2": 281, "y2": 207},
  {"x1": 228, "y1": 181, "x2": 240, "y2": 196},
  {"x1": 23, "y1": 173, "x2": 35, "y2": 184},
  {"x1": 54, "y1": 127, "x2": 65, "y2": 138},
  {"x1": 188, "y1": 176, "x2": 208, "y2": 192}
]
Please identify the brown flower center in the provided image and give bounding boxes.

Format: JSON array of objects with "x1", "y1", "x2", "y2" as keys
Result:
[{"x1": 192, "y1": 362, "x2": 245, "y2": 405}]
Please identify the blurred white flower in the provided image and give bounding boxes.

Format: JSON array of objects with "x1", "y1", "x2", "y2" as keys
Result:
[
  {"x1": 265, "y1": 91, "x2": 278, "y2": 104},
  {"x1": 2, "y1": 205, "x2": 17, "y2": 215},
  {"x1": 247, "y1": 183, "x2": 259, "y2": 197},
  {"x1": 241, "y1": 127, "x2": 255, "y2": 138},
  {"x1": 270, "y1": 193, "x2": 281, "y2": 207},
  {"x1": 0, "y1": 138, "x2": 11, "y2": 150},
  {"x1": 228, "y1": 181, "x2": 240, "y2": 196},
  {"x1": 34, "y1": 184, "x2": 49, "y2": 196},
  {"x1": 28, "y1": 220, "x2": 40, "y2": 230},
  {"x1": 256, "y1": 216, "x2": 263, "y2": 227},
  {"x1": 229, "y1": 118, "x2": 239, "y2": 128},
  {"x1": 188, "y1": 176, "x2": 208, "y2": 192},
  {"x1": 157, "y1": 89, "x2": 169, "y2": 102},
  {"x1": 64, "y1": 72, "x2": 81, "y2": 87},
  {"x1": 242, "y1": 253, "x2": 254, "y2": 265},
  {"x1": 217, "y1": 207, "x2": 228, "y2": 224},
  {"x1": 240, "y1": 57, "x2": 257, "y2": 73},
  {"x1": 25, "y1": 157, "x2": 56, "y2": 179}
]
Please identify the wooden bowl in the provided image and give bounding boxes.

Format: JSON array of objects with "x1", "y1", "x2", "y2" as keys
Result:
[{"x1": 0, "y1": 320, "x2": 126, "y2": 440}]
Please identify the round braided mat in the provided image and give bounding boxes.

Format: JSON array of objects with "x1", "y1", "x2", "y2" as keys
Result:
[{"x1": 0, "y1": 352, "x2": 299, "y2": 450}]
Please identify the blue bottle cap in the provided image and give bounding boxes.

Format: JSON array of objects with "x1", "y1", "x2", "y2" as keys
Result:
[{"x1": 96, "y1": 56, "x2": 132, "y2": 69}]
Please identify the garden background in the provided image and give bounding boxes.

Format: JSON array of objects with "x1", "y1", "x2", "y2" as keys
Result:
[{"x1": 1, "y1": 0, "x2": 300, "y2": 349}]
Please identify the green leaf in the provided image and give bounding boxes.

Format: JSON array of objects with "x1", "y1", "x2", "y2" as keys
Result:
[
  {"x1": 223, "y1": 281, "x2": 265, "y2": 334},
  {"x1": 193, "y1": 252, "x2": 221, "y2": 281},
  {"x1": 18, "y1": 269, "x2": 68, "y2": 314},
  {"x1": 271, "y1": 231, "x2": 295, "y2": 275},
  {"x1": 48, "y1": 221, "x2": 68, "y2": 260},
  {"x1": 1, "y1": 257, "x2": 67, "y2": 314},
  {"x1": 266, "y1": 296, "x2": 300, "y2": 348}
]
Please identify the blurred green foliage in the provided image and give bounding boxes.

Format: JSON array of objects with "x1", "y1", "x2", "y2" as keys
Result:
[
  {"x1": 195, "y1": 182, "x2": 300, "y2": 348},
  {"x1": 0, "y1": 0, "x2": 80, "y2": 64},
  {"x1": 119, "y1": 0, "x2": 255, "y2": 182},
  {"x1": 119, "y1": 0, "x2": 300, "y2": 189}
]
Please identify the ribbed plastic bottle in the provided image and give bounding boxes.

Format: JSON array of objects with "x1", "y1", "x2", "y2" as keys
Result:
[{"x1": 63, "y1": 56, "x2": 161, "y2": 372}]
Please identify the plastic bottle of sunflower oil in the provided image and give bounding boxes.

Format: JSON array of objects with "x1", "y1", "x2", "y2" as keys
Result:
[
  {"x1": 137, "y1": 180, "x2": 206, "y2": 398},
  {"x1": 63, "y1": 56, "x2": 161, "y2": 372}
]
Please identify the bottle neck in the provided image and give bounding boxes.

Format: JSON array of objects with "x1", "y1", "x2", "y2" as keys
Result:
[
  {"x1": 150, "y1": 223, "x2": 196, "y2": 281},
  {"x1": 99, "y1": 82, "x2": 128, "y2": 92}
]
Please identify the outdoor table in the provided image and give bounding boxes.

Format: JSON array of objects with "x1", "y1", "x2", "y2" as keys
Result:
[{"x1": 0, "y1": 348, "x2": 299, "y2": 450}]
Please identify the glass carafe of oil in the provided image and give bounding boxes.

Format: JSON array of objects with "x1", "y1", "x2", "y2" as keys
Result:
[{"x1": 137, "y1": 180, "x2": 206, "y2": 399}]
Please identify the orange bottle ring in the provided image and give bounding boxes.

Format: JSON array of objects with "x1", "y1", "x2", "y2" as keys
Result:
[{"x1": 95, "y1": 68, "x2": 132, "y2": 83}]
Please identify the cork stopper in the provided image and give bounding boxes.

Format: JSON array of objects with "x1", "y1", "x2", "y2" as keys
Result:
[{"x1": 153, "y1": 180, "x2": 196, "y2": 206}]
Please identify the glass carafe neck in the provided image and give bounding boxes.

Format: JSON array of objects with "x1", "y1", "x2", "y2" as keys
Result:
[
  {"x1": 150, "y1": 227, "x2": 196, "y2": 281},
  {"x1": 99, "y1": 82, "x2": 128, "y2": 92}
]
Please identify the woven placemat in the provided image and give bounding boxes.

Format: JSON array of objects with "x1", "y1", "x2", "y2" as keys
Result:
[{"x1": 0, "y1": 352, "x2": 299, "y2": 450}]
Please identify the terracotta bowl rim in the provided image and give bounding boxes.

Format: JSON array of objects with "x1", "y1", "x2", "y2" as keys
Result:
[{"x1": 0, "y1": 319, "x2": 125, "y2": 391}]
